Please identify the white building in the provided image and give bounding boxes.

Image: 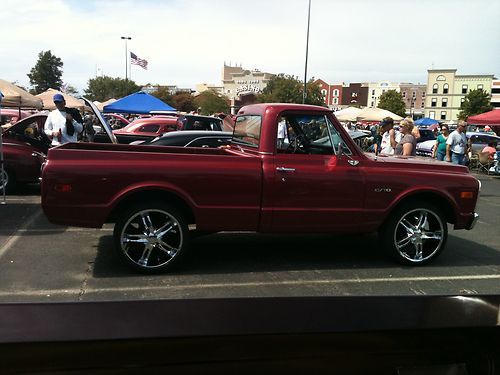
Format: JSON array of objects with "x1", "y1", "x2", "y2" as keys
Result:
[{"x1": 367, "y1": 81, "x2": 400, "y2": 108}]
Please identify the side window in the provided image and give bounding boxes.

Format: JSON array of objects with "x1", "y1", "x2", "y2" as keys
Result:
[
  {"x1": 326, "y1": 116, "x2": 352, "y2": 155},
  {"x1": 140, "y1": 124, "x2": 160, "y2": 133},
  {"x1": 188, "y1": 137, "x2": 225, "y2": 148},
  {"x1": 278, "y1": 114, "x2": 336, "y2": 155}
]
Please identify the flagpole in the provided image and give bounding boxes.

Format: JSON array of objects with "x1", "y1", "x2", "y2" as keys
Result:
[{"x1": 121, "y1": 36, "x2": 131, "y2": 81}]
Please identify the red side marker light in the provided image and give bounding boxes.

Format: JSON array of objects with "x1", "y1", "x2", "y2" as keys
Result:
[
  {"x1": 460, "y1": 191, "x2": 474, "y2": 199},
  {"x1": 54, "y1": 183, "x2": 72, "y2": 193}
]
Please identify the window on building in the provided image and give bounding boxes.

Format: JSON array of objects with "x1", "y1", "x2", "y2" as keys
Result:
[
  {"x1": 462, "y1": 84, "x2": 468, "y2": 94},
  {"x1": 431, "y1": 98, "x2": 437, "y2": 107},
  {"x1": 412, "y1": 91, "x2": 416, "y2": 98},
  {"x1": 321, "y1": 89, "x2": 327, "y2": 97},
  {"x1": 432, "y1": 84, "x2": 438, "y2": 94},
  {"x1": 436, "y1": 75, "x2": 446, "y2": 81},
  {"x1": 442, "y1": 98, "x2": 448, "y2": 107},
  {"x1": 333, "y1": 98, "x2": 338, "y2": 105},
  {"x1": 422, "y1": 92, "x2": 426, "y2": 98},
  {"x1": 443, "y1": 83, "x2": 449, "y2": 94},
  {"x1": 333, "y1": 89, "x2": 339, "y2": 96},
  {"x1": 477, "y1": 84, "x2": 483, "y2": 90},
  {"x1": 421, "y1": 102, "x2": 425, "y2": 108},
  {"x1": 429, "y1": 111, "x2": 435, "y2": 119},
  {"x1": 440, "y1": 111, "x2": 447, "y2": 120},
  {"x1": 371, "y1": 101, "x2": 374, "y2": 107},
  {"x1": 227, "y1": 89, "x2": 231, "y2": 93},
  {"x1": 402, "y1": 92, "x2": 406, "y2": 98},
  {"x1": 371, "y1": 89, "x2": 375, "y2": 95}
]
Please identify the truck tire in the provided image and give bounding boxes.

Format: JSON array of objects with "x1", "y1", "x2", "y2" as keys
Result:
[
  {"x1": 113, "y1": 201, "x2": 190, "y2": 273},
  {"x1": 0, "y1": 168, "x2": 15, "y2": 194},
  {"x1": 380, "y1": 201, "x2": 448, "y2": 266}
]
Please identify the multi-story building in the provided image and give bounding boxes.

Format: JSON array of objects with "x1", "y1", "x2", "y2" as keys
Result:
[
  {"x1": 221, "y1": 64, "x2": 275, "y2": 113},
  {"x1": 366, "y1": 81, "x2": 400, "y2": 108},
  {"x1": 313, "y1": 79, "x2": 342, "y2": 110},
  {"x1": 491, "y1": 80, "x2": 500, "y2": 108},
  {"x1": 341, "y1": 83, "x2": 369, "y2": 107},
  {"x1": 399, "y1": 83, "x2": 426, "y2": 118},
  {"x1": 424, "y1": 69, "x2": 495, "y2": 122},
  {"x1": 195, "y1": 83, "x2": 224, "y2": 95}
]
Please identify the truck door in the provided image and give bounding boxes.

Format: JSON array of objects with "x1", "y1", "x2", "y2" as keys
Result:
[{"x1": 265, "y1": 113, "x2": 366, "y2": 233}]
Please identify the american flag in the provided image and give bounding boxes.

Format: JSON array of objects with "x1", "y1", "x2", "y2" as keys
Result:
[{"x1": 130, "y1": 52, "x2": 148, "y2": 70}]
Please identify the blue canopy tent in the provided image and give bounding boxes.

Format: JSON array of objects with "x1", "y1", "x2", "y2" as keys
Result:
[
  {"x1": 103, "y1": 91, "x2": 176, "y2": 114},
  {"x1": 414, "y1": 117, "x2": 439, "y2": 126}
]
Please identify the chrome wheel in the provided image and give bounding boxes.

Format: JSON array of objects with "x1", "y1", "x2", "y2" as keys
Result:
[
  {"x1": 0, "y1": 169, "x2": 7, "y2": 191},
  {"x1": 393, "y1": 208, "x2": 445, "y2": 263},
  {"x1": 119, "y1": 208, "x2": 184, "y2": 270},
  {"x1": 0, "y1": 169, "x2": 14, "y2": 194}
]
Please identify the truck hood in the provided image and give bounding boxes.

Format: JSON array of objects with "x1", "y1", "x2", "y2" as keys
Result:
[
  {"x1": 82, "y1": 98, "x2": 118, "y2": 144},
  {"x1": 365, "y1": 153, "x2": 470, "y2": 174}
]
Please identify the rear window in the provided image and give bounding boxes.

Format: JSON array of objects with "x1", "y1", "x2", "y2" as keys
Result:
[{"x1": 232, "y1": 115, "x2": 262, "y2": 148}]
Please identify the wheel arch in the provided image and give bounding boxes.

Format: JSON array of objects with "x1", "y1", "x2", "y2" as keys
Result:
[
  {"x1": 381, "y1": 190, "x2": 458, "y2": 228},
  {"x1": 107, "y1": 188, "x2": 196, "y2": 225}
]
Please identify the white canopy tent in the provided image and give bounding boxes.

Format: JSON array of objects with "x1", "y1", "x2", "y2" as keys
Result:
[
  {"x1": 356, "y1": 107, "x2": 403, "y2": 122},
  {"x1": 0, "y1": 79, "x2": 43, "y2": 109},
  {"x1": 333, "y1": 107, "x2": 362, "y2": 122},
  {"x1": 36, "y1": 88, "x2": 86, "y2": 110}
]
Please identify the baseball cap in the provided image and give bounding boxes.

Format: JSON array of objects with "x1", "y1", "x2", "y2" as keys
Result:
[{"x1": 53, "y1": 93, "x2": 65, "y2": 102}]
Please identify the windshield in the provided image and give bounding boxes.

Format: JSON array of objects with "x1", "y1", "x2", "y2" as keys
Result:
[{"x1": 232, "y1": 115, "x2": 261, "y2": 148}]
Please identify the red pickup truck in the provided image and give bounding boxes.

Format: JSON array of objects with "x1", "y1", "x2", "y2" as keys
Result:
[{"x1": 41, "y1": 100, "x2": 480, "y2": 273}]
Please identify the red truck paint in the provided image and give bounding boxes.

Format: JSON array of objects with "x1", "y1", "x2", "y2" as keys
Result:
[{"x1": 41, "y1": 103, "x2": 480, "y2": 271}]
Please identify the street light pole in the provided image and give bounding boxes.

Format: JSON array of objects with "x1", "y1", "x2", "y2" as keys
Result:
[
  {"x1": 302, "y1": 0, "x2": 311, "y2": 104},
  {"x1": 121, "y1": 36, "x2": 131, "y2": 81}
]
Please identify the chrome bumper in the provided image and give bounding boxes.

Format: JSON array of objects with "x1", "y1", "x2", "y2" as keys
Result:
[{"x1": 466, "y1": 213, "x2": 479, "y2": 230}]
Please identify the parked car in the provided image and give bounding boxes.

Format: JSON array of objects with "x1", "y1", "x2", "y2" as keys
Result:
[
  {"x1": 1, "y1": 113, "x2": 49, "y2": 193},
  {"x1": 131, "y1": 130, "x2": 233, "y2": 148},
  {"x1": 416, "y1": 131, "x2": 500, "y2": 157},
  {"x1": 0, "y1": 109, "x2": 31, "y2": 130},
  {"x1": 102, "y1": 117, "x2": 179, "y2": 144},
  {"x1": 104, "y1": 113, "x2": 130, "y2": 129},
  {"x1": 176, "y1": 115, "x2": 223, "y2": 131}
]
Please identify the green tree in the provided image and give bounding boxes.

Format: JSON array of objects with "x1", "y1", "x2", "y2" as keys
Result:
[
  {"x1": 173, "y1": 91, "x2": 197, "y2": 112},
  {"x1": 194, "y1": 90, "x2": 230, "y2": 115},
  {"x1": 151, "y1": 86, "x2": 174, "y2": 106},
  {"x1": 458, "y1": 89, "x2": 493, "y2": 120},
  {"x1": 257, "y1": 74, "x2": 326, "y2": 106},
  {"x1": 61, "y1": 83, "x2": 80, "y2": 96},
  {"x1": 84, "y1": 76, "x2": 140, "y2": 102},
  {"x1": 27, "y1": 50, "x2": 64, "y2": 94},
  {"x1": 377, "y1": 90, "x2": 406, "y2": 117}
]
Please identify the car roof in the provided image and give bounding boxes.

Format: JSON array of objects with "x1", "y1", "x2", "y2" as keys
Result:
[
  {"x1": 181, "y1": 114, "x2": 222, "y2": 120},
  {"x1": 158, "y1": 130, "x2": 233, "y2": 139}
]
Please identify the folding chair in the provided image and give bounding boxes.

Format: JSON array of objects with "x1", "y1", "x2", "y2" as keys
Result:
[
  {"x1": 468, "y1": 152, "x2": 479, "y2": 171},
  {"x1": 477, "y1": 152, "x2": 493, "y2": 174}
]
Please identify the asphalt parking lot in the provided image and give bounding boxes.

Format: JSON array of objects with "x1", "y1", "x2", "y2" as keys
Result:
[{"x1": 0, "y1": 173, "x2": 499, "y2": 302}]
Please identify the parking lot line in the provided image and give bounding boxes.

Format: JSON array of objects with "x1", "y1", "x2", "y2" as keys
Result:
[
  {"x1": 0, "y1": 274, "x2": 499, "y2": 298},
  {"x1": 0, "y1": 208, "x2": 43, "y2": 260}
]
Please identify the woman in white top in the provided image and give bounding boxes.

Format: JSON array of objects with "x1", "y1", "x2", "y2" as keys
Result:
[{"x1": 379, "y1": 117, "x2": 397, "y2": 155}]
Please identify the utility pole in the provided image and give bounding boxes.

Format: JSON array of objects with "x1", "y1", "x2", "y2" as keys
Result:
[{"x1": 302, "y1": 0, "x2": 311, "y2": 104}]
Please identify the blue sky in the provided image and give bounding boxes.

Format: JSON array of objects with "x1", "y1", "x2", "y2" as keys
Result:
[{"x1": 1, "y1": 0, "x2": 499, "y2": 94}]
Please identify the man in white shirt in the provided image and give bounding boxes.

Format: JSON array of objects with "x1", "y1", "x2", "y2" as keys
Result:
[
  {"x1": 277, "y1": 117, "x2": 287, "y2": 148},
  {"x1": 44, "y1": 93, "x2": 83, "y2": 146},
  {"x1": 446, "y1": 120, "x2": 469, "y2": 165}
]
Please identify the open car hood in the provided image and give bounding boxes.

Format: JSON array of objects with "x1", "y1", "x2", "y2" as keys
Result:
[{"x1": 82, "y1": 98, "x2": 118, "y2": 144}]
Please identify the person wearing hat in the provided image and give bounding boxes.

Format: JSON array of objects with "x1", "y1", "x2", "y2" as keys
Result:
[{"x1": 44, "y1": 93, "x2": 83, "y2": 146}]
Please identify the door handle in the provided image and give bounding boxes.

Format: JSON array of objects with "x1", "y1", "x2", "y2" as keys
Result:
[{"x1": 276, "y1": 167, "x2": 296, "y2": 172}]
